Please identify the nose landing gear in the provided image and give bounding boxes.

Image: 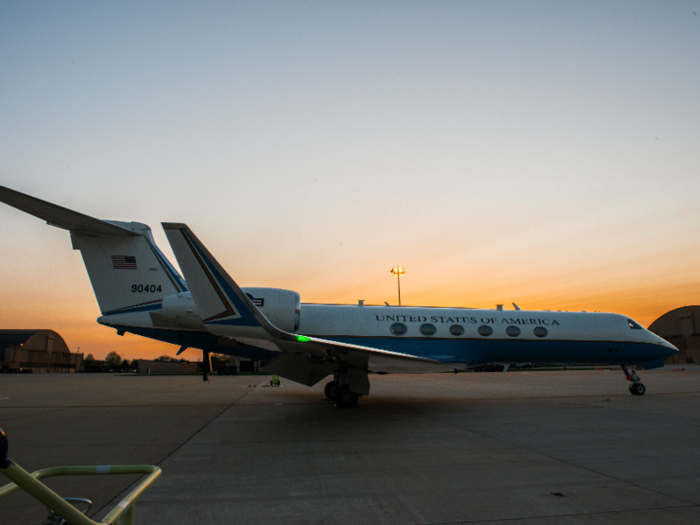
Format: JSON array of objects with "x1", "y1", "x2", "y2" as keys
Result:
[
  {"x1": 621, "y1": 364, "x2": 646, "y2": 395},
  {"x1": 629, "y1": 382, "x2": 646, "y2": 395}
]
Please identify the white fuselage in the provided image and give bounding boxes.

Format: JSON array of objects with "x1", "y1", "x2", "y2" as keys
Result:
[{"x1": 99, "y1": 296, "x2": 677, "y2": 368}]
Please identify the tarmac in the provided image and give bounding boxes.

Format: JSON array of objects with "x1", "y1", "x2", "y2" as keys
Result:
[{"x1": 1, "y1": 367, "x2": 699, "y2": 525}]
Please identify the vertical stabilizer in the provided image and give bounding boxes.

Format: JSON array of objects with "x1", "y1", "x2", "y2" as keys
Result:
[
  {"x1": 71, "y1": 223, "x2": 187, "y2": 314},
  {"x1": 0, "y1": 186, "x2": 187, "y2": 315}
]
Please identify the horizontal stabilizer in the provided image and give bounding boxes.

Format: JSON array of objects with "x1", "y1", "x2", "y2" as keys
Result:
[{"x1": 0, "y1": 186, "x2": 137, "y2": 236}]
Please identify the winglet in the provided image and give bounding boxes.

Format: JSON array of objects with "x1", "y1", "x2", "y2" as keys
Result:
[
  {"x1": 162, "y1": 223, "x2": 286, "y2": 337},
  {"x1": 0, "y1": 186, "x2": 137, "y2": 236},
  {"x1": 162, "y1": 224, "x2": 457, "y2": 377}
]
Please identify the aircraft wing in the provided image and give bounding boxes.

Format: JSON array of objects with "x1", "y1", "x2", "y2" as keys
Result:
[
  {"x1": 0, "y1": 186, "x2": 137, "y2": 236},
  {"x1": 162, "y1": 223, "x2": 454, "y2": 386}
]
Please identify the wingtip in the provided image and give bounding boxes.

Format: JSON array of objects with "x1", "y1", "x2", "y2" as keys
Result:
[{"x1": 161, "y1": 222, "x2": 189, "y2": 230}]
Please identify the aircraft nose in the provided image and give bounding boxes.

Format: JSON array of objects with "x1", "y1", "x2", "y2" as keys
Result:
[{"x1": 660, "y1": 339, "x2": 679, "y2": 358}]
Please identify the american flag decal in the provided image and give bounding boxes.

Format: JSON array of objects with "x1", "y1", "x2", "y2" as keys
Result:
[
  {"x1": 112, "y1": 255, "x2": 137, "y2": 270},
  {"x1": 246, "y1": 293, "x2": 264, "y2": 307}
]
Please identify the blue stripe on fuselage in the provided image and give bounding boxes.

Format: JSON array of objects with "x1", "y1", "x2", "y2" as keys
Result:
[
  {"x1": 322, "y1": 336, "x2": 674, "y2": 365},
  {"x1": 105, "y1": 326, "x2": 673, "y2": 367},
  {"x1": 102, "y1": 302, "x2": 164, "y2": 316}
]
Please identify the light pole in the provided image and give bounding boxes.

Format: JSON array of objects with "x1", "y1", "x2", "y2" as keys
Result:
[{"x1": 390, "y1": 266, "x2": 405, "y2": 306}]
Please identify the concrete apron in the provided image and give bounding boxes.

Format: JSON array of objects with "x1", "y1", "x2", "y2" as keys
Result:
[{"x1": 97, "y1": 369, "x2": 700, "y2": 525}]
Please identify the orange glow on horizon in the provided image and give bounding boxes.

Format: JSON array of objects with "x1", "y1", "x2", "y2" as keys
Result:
[
  {"x1": 2, "y1": 272, "x2": 693, "y2": 362},
  {"x1": 2, "y1": 1, "x2": 700, "y2": 362},
  {"x1": 2, "y1": 207, "x2": 699, "y2": 361}
]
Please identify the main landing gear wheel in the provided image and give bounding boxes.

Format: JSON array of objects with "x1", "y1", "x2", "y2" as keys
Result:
[
  {"x1": 629, "y1": 382, "x2": 646, "y2": 396},
  {"x1": 334, "y1": 385, "x2": 359, "y2": 408},
  {"x1": 324, "y1": 381, "x2": 338, "y2": 400}
]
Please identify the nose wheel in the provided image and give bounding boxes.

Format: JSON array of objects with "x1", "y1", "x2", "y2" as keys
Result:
[
  {"x1": 621, "y1": 364, "x2": 645, "y2": 395},
  {"x1": 629, "y1": 382, "x2": 646, "y2": 395}
]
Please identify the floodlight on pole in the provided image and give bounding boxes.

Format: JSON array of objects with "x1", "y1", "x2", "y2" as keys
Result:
[{"x1": 390, "y1": 266, "x2": 405, "y2": 306}]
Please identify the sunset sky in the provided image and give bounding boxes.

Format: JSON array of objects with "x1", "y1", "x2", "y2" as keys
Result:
[{"x1": 1, "y1": 2, "x2": 699, "y2": 361}]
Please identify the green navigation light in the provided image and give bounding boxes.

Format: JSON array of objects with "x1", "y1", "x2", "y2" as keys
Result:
[{"x1": 296, "y1": 335, "x2": 311, "y2": 342}]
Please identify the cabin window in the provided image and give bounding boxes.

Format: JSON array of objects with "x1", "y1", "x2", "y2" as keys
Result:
[
  {"x1": 478, "y1": 325, "x2": 493, "y2": 337},
  {"x1": 506, "y1": 326, "x2": 520, "y2": 337},
  {"x1": 420, "y1": 323, "x2": 437, "y2": 336},
  {"x1": 533, "y1": 327, "x2": 548, "y2": 338},
  {"x1": 449, "y1": 324, "x2": 464, "y2": 336},
  {"x1": 390, "y1": 323, "x2": 408, "y2": 335},
  {"x1": 627, "y1": 319, "x2": 643, "y2": 330}
]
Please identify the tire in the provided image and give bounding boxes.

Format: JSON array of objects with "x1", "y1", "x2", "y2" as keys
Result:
[
  {"x1": 632, "y1": 383, "x2": 646, "y2": 396},
  {"x1": 334, "y1": 385, "x2": 359, "y2": 408},
  {"x1": 324, "y1": 381, "x2": 338, "y2": 400}
]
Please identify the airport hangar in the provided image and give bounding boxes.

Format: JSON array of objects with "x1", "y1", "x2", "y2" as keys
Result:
[
  {"x1": 0, "y1": 329, "x2": 83, "y2": 373},
  {"x1": 650, "y1": 305, "x2": 700, "y2": 365}
]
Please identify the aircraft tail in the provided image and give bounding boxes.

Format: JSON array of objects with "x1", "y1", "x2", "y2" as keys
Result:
[{"x1": 0, "y1": 186, "x2": 187, "y2": 315}]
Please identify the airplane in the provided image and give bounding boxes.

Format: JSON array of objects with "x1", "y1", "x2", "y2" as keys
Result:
[{"x1": 0, "y1": 186, "x2": 678, "y2": 407}]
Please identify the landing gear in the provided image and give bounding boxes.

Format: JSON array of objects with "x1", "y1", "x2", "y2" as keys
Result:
[
  {"x1": 621, "y1": 364, "x2": 645, "y2": 395},
  {"x1": 324, "y1": 363, "x2": 368, "y2": 407},
  {"x1": 325, "y1": 369, "x2": 361, "y2": 407},
  {"x1": 629, "y1": 382, "x2": 646, "y2": 396},
  {"x1": 334, "y1": 384, "x2": 359, "y2": 408},
  {"x1": 324, "y1": 381, "x2": 338, "y2": 400}
]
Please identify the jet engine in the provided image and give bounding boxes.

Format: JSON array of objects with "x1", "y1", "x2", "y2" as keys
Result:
[
  {"x1": 151, "y1": 288, "x2": 300, "y2": 333},
  {"x1": 152, "y1": 292, "x2": 205, "y2": 329},
  {"x1": 241, "y1": 287, "x2": 300, "y2": 332}
]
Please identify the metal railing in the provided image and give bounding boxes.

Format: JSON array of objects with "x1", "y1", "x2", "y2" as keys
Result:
[{"x1": 1, "y1": 428, "x2": 161, "y2": 524}]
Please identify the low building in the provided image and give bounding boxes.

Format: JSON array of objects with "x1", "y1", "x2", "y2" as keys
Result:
[
  {"x1": 138, "y1": 359, "x2": 197, "y2": 375},
  {"x1": 649, "y1": 306, "x2": 700, "y2": 364},
  {"x1": 0, "y1": 329, "x2": 83, "y2": 373}
]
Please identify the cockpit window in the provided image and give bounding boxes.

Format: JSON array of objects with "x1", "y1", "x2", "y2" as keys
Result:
[{"x1": 627, "y1": 319, "x2": 643, "y2": 330}]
